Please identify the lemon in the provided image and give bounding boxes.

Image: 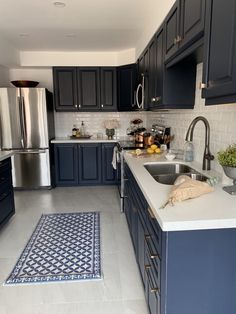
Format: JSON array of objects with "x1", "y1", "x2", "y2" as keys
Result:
[
  {"x1": 150, "y1": 144, "x2": 158, "y2": 150},
  {"x1": 147, "y1": 148, "x2": 154, "y2": 154},
  {"x1": 155, "y1": 148, "x2": 161, "y2": 154}
]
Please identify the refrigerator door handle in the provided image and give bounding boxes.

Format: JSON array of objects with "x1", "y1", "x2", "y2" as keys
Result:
[
  {"x1": 18, "y1": 96, "x2": 25, "y2": 148},
  {"x1": 21, "y1": 96, "x2": 27, "y2": 147},
  {"x1": 17, "y1": 149, "x2": 47, "y2": 154}
]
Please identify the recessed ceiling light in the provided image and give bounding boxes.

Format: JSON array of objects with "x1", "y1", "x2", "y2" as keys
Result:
[
  {"x1": 66, "y1": 34, "x2": 76, "y2": 38},
  {"x1": 19, "y1": 33, "x2": 29, "y2": 37},
  {"x1": 54, "y1": 2, "x2": 66, "y2": 8}
]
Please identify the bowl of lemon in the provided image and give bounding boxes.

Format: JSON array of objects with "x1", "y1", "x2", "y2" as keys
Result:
[{"x1": 147, "y1": 144, "x2": 161, "y2": 154}]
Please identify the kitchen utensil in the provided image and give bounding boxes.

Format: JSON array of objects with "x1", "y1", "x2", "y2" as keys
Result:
[{"x1": 11, "y1": 80, "x2": 39, "y2": 87}]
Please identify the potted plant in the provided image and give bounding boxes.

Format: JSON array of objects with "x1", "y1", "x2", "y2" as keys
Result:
[
  {"x1": 102, "y1": 119, "x2": 120, "y2": 140},
  {"x1": 217, "y1": 144, "x2": 236, "y2": 194}
]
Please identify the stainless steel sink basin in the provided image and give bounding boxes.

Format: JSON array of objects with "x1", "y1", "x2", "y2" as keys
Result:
[{"x1": 144, "y1": 163, "x2": 208, "y2": 185}]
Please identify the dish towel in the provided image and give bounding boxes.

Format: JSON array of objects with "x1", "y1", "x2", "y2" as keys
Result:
[{"x1": 112, "y1": 146, "x2": 119, "y2": 170}]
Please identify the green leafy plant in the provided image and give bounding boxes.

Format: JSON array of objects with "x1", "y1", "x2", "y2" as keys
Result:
[{"x1": 217, "y1": 144, "x2": 236, "y2": 168}]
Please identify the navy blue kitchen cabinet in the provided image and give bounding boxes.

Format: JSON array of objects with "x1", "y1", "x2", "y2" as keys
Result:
[
  {"x1": 117, "y1": 64, "x2": 137, "y2": 111},
  {"x1": 164, "y1": 0, "x2": 205, "y2": 63},
  {"x1": 53, "y1": 67, "x2": 117, "y2": 112},
  {"x1": 124, "y1": 162, "x2": 236, "y2": 314},
  {"x1": 54, "y1": 143, "x2": 117, "y2": 186},
  {"x1": 0, "y1": 158, "x2": 15, "y2": 228},
  {"x1": 202, "y1": 0, "x2": 236, "y2": 105},
  {"x1": 77, "y1": 67, "x2": 100, "y2": 111},
  {"x1": 100, "y1": 68, "x2": 117, "y2": 111},
  {"x1": 147, "y1": 25, "x2": 196, "y2": 110},
  {"x1": 54, "y1": 144, "x2": 78, "y2": 186},
  {"x1": 101, "y1": 143, "x2": 117, "y2": 184},
  {"x1": 78, "y1": 143, "x2": 102, "y2": 184},
  {"x1": 53, "y1": 67, "x2": 78, "y2": 111}
]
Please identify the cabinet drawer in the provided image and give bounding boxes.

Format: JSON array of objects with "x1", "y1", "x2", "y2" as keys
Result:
[
  {"x1": 0, "y1": 178, "x2": 12, "y2": 199},
  {"x1": 145, "y1": 235, "x2": 161, "y2": 290},
  {"x1": 0, "y1": 168, "x2": 12, "y2": 187},
  {"x1": 0, "y1": 190, "x2": 15, "y2": 224},
  {"x1": 0, "y1": 158, "x2": 11, "y2": 174},
  {"x1": 145, "y1": 207, "x2": 162, "y2": 258}
]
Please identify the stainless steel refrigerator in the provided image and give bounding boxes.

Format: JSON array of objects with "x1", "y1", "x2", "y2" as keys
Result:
[{"x1": 0, "y1": 88, "x2": 55, "y2": 189}]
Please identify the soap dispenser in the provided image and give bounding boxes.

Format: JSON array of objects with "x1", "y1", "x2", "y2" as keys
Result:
[{"x1": 184, "y1": 141, "x2": 194, "y2": 162}]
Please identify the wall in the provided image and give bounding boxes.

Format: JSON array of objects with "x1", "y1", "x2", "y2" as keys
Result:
[
  {"x1": 0, "y1": 66, "x2": 10, "y2": 86},
  {"x1": 147, "y1": 63, "x2": 236, "y2": 176},
  {"x1": 54, "y1": 111, "x2": 147, "y2": 139},
  {"x1": 0, "y1": 35, "x2": 20, "y2": 67},
  {"x1": 19, "y1": 49, "x2": 135, "y2": 67}
]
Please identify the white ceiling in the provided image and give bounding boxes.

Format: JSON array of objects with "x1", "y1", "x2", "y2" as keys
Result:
[{"x1": 0, "y1": 0, "x2": 151, "y2": 51}]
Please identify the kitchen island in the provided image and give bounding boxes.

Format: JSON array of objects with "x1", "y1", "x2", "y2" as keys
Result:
[
  {"x1": 124, "y1": 152, "x2": 236, "y2": 314},
  {"x1": 0, "y1": 151, "x2": 15, "y2": 228}
]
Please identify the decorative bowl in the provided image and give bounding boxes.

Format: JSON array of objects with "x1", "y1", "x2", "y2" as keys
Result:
[
  {"x1": 11, "y1": 80, "x2": 39, "y2": 88},
  {"x1": 222, "y1": 166, "x2": 236, "y2": 195}
]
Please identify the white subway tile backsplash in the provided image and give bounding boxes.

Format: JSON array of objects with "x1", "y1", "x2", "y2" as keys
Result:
[{"x1": 55, "y1": 111, "x2": 147, "y2": 139}]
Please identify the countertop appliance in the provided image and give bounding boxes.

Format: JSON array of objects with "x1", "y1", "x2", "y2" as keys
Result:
[{"x1": 0, "y1": 88, "x2": 55, "y2": 189}]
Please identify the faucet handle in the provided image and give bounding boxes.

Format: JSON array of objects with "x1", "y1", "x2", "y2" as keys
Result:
[{"x1": 205, "y1": 153, "x2": 214, "y2": 161}]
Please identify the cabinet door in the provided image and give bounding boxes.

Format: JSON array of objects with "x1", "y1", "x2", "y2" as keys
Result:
[
  {"x1": 54, "y1": 144, "x2": 78, "y2": 186},
  {"x1": 148, "y1": 37, "x2": 157, "y2": 108},
  {"x1": 164, "y1": 2, "x2": 180, "y2": 61},
  {"x1": 117, "y1": 64, "x2": 136, "y2": 111},
  {"x1": 102, "y1": 143, "x2": 117, "y2": 184},
  {"x1": 202, "y1": 0, "x2": 236, "y2": 104},
  {"x1": 78, "y1": 144, "x2": 102, "y2": 184},
  {"x1": 100, "y1": 68, "x2": 117, "y2": 111},
  {"x1": 149, "y1": 28, "x2": 164, "y2": 109},
  {"x1": 143, "y1": 49, "x2": 149, "y2": 109},
  {"x1": 53, "y1": 67, "x2": 78, "y2": 111},
  {"x1": 179, "y1": 0, "x2": 205, "y2": 48},
  {"x1": 0, "y1": 190, "x2": 15, "y2": 227},
  {"x1": 77, "y1": 67, "x2": 100, "y2": 111}
]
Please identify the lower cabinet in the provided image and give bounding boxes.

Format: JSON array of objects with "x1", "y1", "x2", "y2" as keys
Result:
[
  {"x1": 54, "y1": 143, "x2": 117, "y2": 186},
  {"x1": 0, "y1": 158, "x2": 15, "y2": 228},
  {"x1": 124, "y1": 161, "x2": 236, "y2": 314}
]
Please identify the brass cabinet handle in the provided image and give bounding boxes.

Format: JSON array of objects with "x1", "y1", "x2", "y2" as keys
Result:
[
  {"x1": 79, "y1": 104, "x2": 81, "y2": 108},
  {"x1": 155, "y1": 96, "x2": 161, "y2": 102},
  {"x1": 151, "y1": 97, "x2": 156, "y2": 102},
  {"x1": 145, "y1": 235, "x2": 160, "y2": 260},
  {"x1": 200, "y1": 82, "x2": 208, "y2": 89},
  {"x1": 174, "y1": 37, "x2": 178, "y2": 45},
  {"x1": 147, "y1": 207, "x2": 155, "y2": 219},
  {"x1": 176, "y1": 35, "x2": 182, "y2": 43},
  {"x1": 101, "y1": 104, "x2": 104, "y2": 108},
  {"x1": 145, "y1": 265, "x2": 160, "y2": 294},
  {"x1": 74, "y1": 104, "x2": 78, "y2": 108}
]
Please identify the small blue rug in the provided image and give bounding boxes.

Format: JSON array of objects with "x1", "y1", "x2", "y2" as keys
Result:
[{"x1": 5, "y1": 212, "x2": 101, "y2": 285}]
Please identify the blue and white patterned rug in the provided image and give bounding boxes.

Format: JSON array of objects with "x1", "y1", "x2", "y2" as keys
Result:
[{"x1": 5, "y1": 212, "x2": 101, "y2": 285}]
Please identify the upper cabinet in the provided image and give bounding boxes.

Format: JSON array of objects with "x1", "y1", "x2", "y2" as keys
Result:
[
  {"x1": 148, "y1": 26, "x2": 196, "y2": 110},
  {"x1": 53, "y1": 67, "x2": 117, "y2": 112},
  {"x1": 117, "y1": 64, "x2": 136, "y2": 111},
  {"x1": 100, "y1": 67, "x2": 117, "y2": 111},
  {"x1": 202, "y1": 0, "x2": 236, "y2": 105},
  {"x1": 77, "y1": 67, "x2": 100, "y2": 111},
  {"x1": 164, "y1": 0, "x2": 206, "y2": 62},
  {"x1": 53, "y1": 67, "x2": 78, "y2": 111}
]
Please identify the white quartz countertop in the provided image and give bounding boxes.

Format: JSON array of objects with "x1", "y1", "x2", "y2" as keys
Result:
[
  {"x1": 124, "y1": 152, "x2": 236, "y2": 232},
  {"x1": 51, "y1": 137, "x2": 119, "y2": 143},
  {"x1": 0, "y1": 151, "x2": 14, "y2": 162}
]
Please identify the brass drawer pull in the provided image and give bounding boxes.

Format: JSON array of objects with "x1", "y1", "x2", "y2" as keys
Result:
[
  {"x1": 145, "y1": 265, "x2": 160, "y2": 294},
  {"x1": 147, "y1": 207, "x2": 155, "y2": 219},
  {"x1": 145, "y1": 235, "x2": 160, "y2": 260}
]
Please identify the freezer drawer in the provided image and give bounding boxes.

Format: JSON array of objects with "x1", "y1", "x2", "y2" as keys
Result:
[{"x1": 12, "y1": 149, "x2": 51, "y2": 189}]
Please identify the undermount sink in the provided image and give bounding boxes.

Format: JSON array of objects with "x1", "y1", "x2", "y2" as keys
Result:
[{"x1": 144, "y1": 162, "x2": 208, "y2": 185}]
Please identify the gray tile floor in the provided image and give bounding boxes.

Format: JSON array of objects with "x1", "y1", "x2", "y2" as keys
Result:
[{"x1": 0, "y1": 186, "x2": 148, "y2": 314}]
